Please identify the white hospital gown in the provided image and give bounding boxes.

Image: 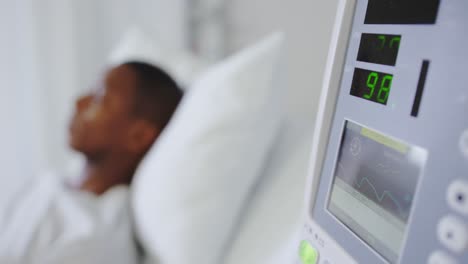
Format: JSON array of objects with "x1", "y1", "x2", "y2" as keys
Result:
[{"x1": 0, "y1": 172, "x2": 138, "y2": 264}]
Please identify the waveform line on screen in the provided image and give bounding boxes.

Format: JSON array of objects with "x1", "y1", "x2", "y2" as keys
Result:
[
  {"x1": 337, "y1": 163, "x2": 405, "y2": 216},
  {"x1": 355, "y1": 177, "x2": 404, "y2": 215}
]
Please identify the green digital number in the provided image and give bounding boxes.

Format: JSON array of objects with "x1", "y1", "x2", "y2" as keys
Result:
[
  {"x1": 377, "y1": 35, "x2": 386, "y2": 49},
  {"x1": 364, "y1": 72, "x2": 379, "y2": 99},
  {"x1": 390, "y1": 37, "x2": 401, "y2": 49},
  {"x1": 377, "y1": 75, "x2": 393, "y2": 103}
]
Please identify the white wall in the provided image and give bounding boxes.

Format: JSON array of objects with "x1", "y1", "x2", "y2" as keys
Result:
[
  {"x1": 226, "y1": 0, "x2": 339, "y2": 124},
  {"x1": 0, "y1": 1, "x2": 49, "y2": 183},
  {"x1": 73, "y1": 0, "x2": 188, "y2": 91}
]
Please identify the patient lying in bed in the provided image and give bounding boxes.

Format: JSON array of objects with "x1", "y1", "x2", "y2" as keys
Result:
[{"x1": 0, "y1": 61, "x2": 182, "y2": 264}]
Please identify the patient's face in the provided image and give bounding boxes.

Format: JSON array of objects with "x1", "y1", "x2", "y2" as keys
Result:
[{"x1": 69, "y1": 65, "x2": 138, "y2": 158}]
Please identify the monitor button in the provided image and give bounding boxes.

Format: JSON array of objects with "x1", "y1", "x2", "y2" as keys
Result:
[
  {"x1": 447, "y1": 180, "x2": 468, "y2": 216},
  {"x1": 299, "y1": 240, "x2": 319, "y2": 264},
  {"x1": 437, "y1": 215, "x2": 468, "y2": 253},
  {"x1": 428, "y1": 251, "x2": 457, "y2": 264}
]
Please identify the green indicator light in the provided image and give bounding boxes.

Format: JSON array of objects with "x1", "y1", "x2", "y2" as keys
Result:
[{"x1": 299, "y1": 240, "x2": 319, "y2": 264}]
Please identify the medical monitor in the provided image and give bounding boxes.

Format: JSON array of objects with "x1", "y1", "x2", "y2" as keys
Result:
[{"x1": 298, "y1": 1, "x2": 468, "y2": 264}]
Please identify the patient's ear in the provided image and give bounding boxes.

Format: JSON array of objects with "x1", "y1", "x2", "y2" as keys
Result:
[{"x1": 127, "y1": 120, "x2": 160, "y2": 154}]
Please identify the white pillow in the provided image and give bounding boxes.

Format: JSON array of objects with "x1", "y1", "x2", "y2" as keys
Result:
[
  {"x1": 108, "y1": 26, "x2": 206, "y2": 88},
  {"x1": 132, "y1": 32, "x2": 285, "y2": 264}
]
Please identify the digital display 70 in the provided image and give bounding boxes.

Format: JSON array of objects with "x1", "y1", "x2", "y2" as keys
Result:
[{"x1": 357, "y1": 33, "x2": 401, "y2": 66}]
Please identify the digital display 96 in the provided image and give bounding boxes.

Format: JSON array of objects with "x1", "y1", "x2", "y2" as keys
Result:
[{"x1": 350, "y1": 68, "x2": 393, "y2": 105}]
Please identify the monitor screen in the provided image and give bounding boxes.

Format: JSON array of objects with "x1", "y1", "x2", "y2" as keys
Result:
[{"x1": 328, "y1": 121, "x2": 427, "y2": 263}]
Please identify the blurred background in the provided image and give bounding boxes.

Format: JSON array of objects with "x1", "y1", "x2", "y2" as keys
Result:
[{"x1": 0, "y1": 0, "x2": 339, "y2": 182}]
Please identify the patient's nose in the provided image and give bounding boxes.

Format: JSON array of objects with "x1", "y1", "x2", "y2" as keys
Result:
[{"x1": 75, "y1": 95, "x2": 93, "y2": 113}]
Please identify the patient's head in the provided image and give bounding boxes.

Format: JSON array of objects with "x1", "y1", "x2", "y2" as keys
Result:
[{"x1": 69, "y1": 61, "x2": 182, "y2": 194}]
